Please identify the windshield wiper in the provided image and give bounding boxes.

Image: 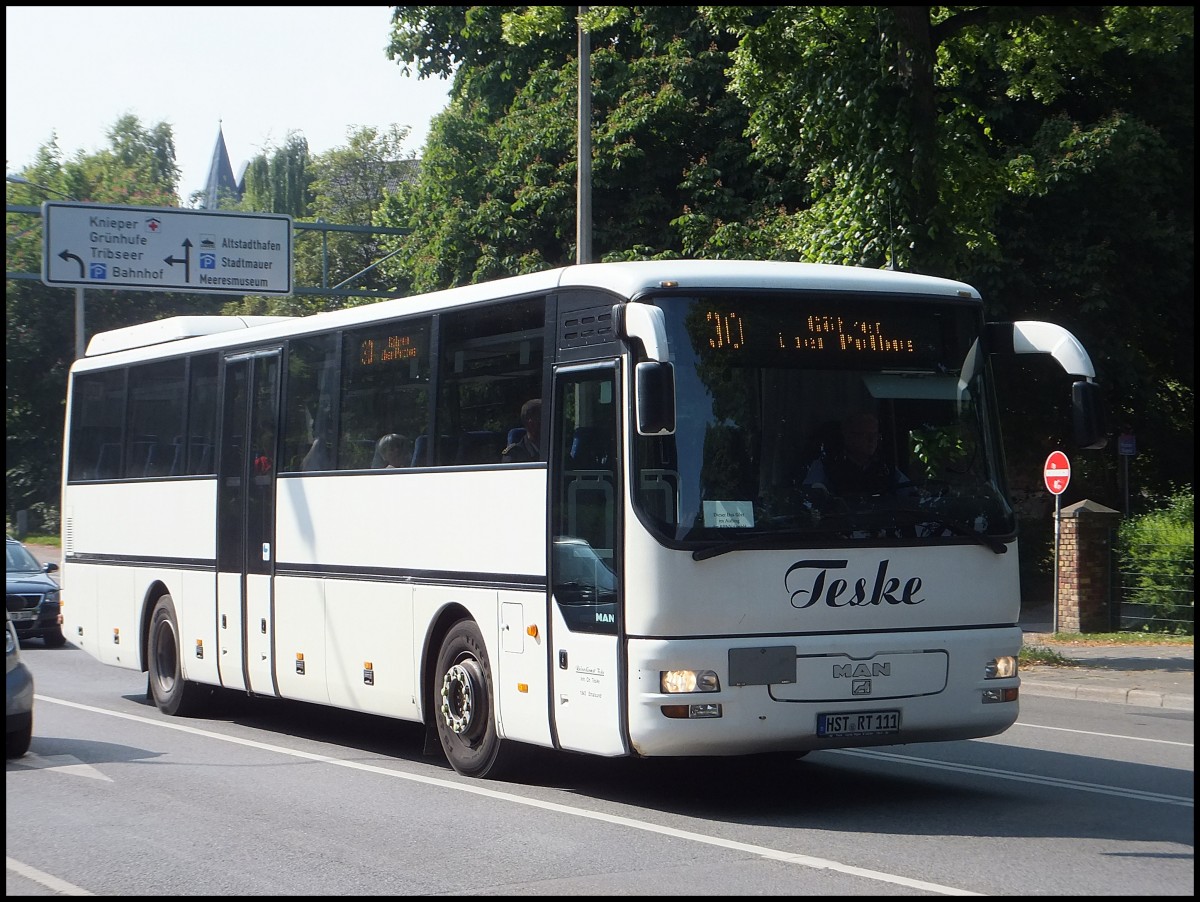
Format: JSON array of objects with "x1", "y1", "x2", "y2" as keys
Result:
[{"x1": 692, "y1": 529, "x2": 833, "y2": 561}]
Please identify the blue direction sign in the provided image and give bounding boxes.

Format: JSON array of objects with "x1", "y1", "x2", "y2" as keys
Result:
[{"x1": 41, "y1": 202, "x2": 292, "y2": 296}]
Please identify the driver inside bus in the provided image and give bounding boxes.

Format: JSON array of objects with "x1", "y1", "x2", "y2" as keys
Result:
[{"x1": 803, "y1": 411, "x2": 911, "y2": 497}]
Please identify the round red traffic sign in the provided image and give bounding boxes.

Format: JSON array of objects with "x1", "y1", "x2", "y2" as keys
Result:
[{"x1": 1044, "y1": 451, "x2": 1071, "y2": 495}]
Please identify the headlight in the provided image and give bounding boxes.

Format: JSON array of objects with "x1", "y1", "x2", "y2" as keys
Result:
[
  {"x1": 660, "y1": 669, "x2": 720, "y2": 693},
  {"x1": 984, "y1": 656, "x2": 1017, "y2": 679},
  {"x1": 42, "y1": 590, "x2": 60, "y2": 605}
]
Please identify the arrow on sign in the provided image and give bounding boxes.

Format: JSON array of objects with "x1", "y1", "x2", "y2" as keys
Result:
[
  {"x1": 57, "y1": 248, "x2": 85, "y2": 278},
  {"x1": 163, "y1": 237, "x2": 193, "y2": 281}
]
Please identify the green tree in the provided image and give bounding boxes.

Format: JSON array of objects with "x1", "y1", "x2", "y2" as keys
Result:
[
  {"x1": 380, "y1": 5, "x2": 794, "y2": 289},
  {"x1": 229, "y1": 125, "x2": 416, "y2": 316},
  {"x1": 239, "y1": 131, "x2": 315, "y2": 218},
  {"x1": 304, "y1": 125, "x2": 416, "y2": 302}
]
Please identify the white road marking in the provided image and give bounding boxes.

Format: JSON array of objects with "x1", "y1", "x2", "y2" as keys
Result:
[
  {"x1": 6, "y1": 856, "x2": 93, "y2": 895},
  {"x1": 12, "y1": 751, "x2": 113, "y2": 781},
  {"x1": 36, "y1": 694, "x2": 980, "y2": 896},
  {"x1": 1011, "y1": 720, "x2": 1193, "y2": 747}
]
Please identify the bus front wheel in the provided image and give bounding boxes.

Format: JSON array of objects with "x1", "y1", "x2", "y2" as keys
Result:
[
  {"x1": 434, "y1": 619, "x2": 513, "y2": 779},
  {"x1": 148, "y1": 595, "x2": 211, "y2": 717}
]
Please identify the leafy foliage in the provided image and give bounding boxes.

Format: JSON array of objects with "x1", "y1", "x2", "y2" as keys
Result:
[
  {"x1": 239, "y1": 131, "x2": 314, "y2": 218},
  {"x1": 1117, "y1": 490, "x2": 1195, "y2": 635},
  {"x1": 227, "y1": 125, "x2": 417, "y2": 316}
]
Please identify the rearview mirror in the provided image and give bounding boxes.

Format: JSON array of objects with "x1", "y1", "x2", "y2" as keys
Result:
[
  {"x1": 636, "y1": 361, "x2": 675, "y2": 436},
  {"x1": 1073, "y1": 380, "x2": 1108, "y2": 450}
]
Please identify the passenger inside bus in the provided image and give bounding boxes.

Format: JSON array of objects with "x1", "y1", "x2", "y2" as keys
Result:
[
  {"x1": 374, "y1": 433, "x2": 412, "y2": 468},
  {"x1": 502, "y1": 399, "x2": 542, "y2": 462}
]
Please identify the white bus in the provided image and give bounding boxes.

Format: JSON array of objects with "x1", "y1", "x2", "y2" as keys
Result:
[{"x1": 60, "y1": 260, "x2": 1105, "y2": 778}]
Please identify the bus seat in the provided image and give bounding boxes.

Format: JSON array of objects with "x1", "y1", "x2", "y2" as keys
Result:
[
  {"x1": 95, "y1": 443, "x2": 121, "y2": 479},
  {"x1": 189, "y1": 440, "x2": 214, "y2": 474},
  {"x1": 141, "y1": 440, "x2": 171, "y2": 477},
  {"x1": 411, "y1": 434, "x2": 443, "y2": 467},
  {"x1": 411, "y1": 434, "x2": 428, "y2": 467},
  {"x1": 570, "y1": 426, "x2": 612, "y2": 469},
  {"x1": 166, "y1": 438, "x2": 186, "y2": 477},
  {"x1": 456, "y1": 430, "x2": 503, "y2": 464}
]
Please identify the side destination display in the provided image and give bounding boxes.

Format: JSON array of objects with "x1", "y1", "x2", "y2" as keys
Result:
[{"x1": 41, "y1": 202, "x2": 293, "y2": 296}]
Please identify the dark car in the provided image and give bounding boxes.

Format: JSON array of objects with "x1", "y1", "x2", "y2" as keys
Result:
[
  {"x1": 6, "y1": 616, "x2": 34, "y2": 758},
  {"x1": 6, "y1": 536, "x2": 65, "y2": 647}
]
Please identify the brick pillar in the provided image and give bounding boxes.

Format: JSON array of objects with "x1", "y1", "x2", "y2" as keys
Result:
[{"x1": 1056, "y1": 500, "x2": 1122, "y2": 633}]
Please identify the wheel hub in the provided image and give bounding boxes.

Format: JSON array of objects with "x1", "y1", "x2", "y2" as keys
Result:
[{"x1": 441, "y1": 660, "x2": 484, "y2": 736}]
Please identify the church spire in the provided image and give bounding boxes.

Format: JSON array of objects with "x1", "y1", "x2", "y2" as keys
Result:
[{"x1": 200, "y1": 122, "x2": 240, "y2": 209}]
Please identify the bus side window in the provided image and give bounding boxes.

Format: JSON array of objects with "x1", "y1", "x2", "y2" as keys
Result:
[{"x1": 436, "y1": 297, "x2": 545, "y2": 467}]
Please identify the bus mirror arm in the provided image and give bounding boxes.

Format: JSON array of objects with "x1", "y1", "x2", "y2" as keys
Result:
[
  {"x1": 986, "y1": 321, "x2": 1109, "y2": 450},
  {"x1": 616, "y1": 302, "x2": 669, "y2": 362},
  {"x1": 986, "y1": 321, "x2": 1096, "y2": 379}
]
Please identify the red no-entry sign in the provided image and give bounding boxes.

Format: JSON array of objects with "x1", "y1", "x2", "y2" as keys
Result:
[{"x1": 1044, "y1": 451, "x2": 1071, "y2": 495}]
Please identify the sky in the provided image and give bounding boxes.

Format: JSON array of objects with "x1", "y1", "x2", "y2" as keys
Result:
[{"x1": 6, "y1": 6, "x2": 453, "y2": 202}]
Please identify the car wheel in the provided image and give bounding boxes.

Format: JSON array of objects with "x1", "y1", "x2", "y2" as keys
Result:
[
  {"x1": 6, "y1": 718, "x2": 32, "y2": 759},
  {"x1": 148, "y1": 595, "x2": 211, "y2": 716},
  {"x1": 433, "y1": 619, "x2": 516, "y2": 779}
]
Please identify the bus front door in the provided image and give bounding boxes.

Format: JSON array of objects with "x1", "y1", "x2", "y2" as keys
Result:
[
  {"x1": 548, "y1": 366, "x2": 628, "y2": 756},
  {"x1": 216, "y1": 350, "x2": 281, "y2": 696}
]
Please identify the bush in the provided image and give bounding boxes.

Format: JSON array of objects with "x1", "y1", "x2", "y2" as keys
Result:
[{"x1": 1117, "y1": 490, "x2": 1194, "y2": 635}]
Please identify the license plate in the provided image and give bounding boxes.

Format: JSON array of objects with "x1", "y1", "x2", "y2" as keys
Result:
[
  {"x1": 818, "y1": 709, "x2": 900, "y2": 738},
  {"x1": 8, "y1": 610, "x2": 37, "y2": 622}
]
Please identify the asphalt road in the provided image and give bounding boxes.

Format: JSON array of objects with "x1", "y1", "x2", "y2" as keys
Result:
[{"x1": 7, "y1": 542, "x2": 1194, "y2": 897}]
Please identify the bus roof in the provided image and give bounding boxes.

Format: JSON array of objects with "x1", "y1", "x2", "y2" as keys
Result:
[
  {"x1": 84, "y1": 315, "x2": 296, "y2": 356},
  {"x1": 77, "y1": 260, "x2": 981, "y2": 364}
]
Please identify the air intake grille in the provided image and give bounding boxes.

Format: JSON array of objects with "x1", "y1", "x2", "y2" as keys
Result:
[{"x1": 559, "y1": 305, "x2": 614, "y2": 350}]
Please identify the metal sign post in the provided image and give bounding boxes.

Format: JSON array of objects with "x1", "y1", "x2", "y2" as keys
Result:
[{"x1": 1117, "y1": 432, "x2": 1136, "y2": 517}]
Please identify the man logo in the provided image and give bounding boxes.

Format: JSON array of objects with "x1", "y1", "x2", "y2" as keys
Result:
[
  {"x1": 852, "y1": 680, "x2": 872, "y2": 695},
  {"x1": 833, "y1": 662, "x2": 891, "y2": 678}
]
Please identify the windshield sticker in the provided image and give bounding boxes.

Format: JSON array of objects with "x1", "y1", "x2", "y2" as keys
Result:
[{"x1": 703, "y1": 500, "x2": 755, "y2": 528}]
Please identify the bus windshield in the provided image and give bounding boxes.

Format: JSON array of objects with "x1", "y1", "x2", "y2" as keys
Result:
[{"x1": 633, "y1": 292, "x2": 1015, "y2": 550}]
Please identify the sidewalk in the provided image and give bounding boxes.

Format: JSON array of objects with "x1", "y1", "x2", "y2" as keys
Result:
[{"x1": 1019, "y1": 601, "x2": 1194, "y2": 712}]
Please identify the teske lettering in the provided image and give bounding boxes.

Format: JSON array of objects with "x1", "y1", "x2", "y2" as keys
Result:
[{"x1": 785, "y1": 559, "x2": 924, "y2": 609}]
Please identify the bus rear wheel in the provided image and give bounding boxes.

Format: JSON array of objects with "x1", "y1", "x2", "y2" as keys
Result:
[
  {"x1": 434, "y1": 619, "x2": 514, "y2": 779},
  {"x1": 148, "y1": 595, "x2": 211, "y2": 717}
]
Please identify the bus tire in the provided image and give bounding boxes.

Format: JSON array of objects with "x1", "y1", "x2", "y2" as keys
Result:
[
  {"x1": 148, "y1": 595, "x2": 210, "y2": 717},
  {"x1": 434, "y1": 618, "x2": 513, "y2": 779}
]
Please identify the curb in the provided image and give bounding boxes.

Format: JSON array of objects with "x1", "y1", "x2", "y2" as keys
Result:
[{"x1": 1019, "y1": 678, "x2": 1194, "y2": 712}]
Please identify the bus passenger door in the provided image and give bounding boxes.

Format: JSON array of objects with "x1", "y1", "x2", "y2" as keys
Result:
[
  {"x1": 548, "y1": 365, "x2": 627, "y2": 756},
  {"x1": 217, "y1": 350, "x2": 281, "y2": 696}
]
